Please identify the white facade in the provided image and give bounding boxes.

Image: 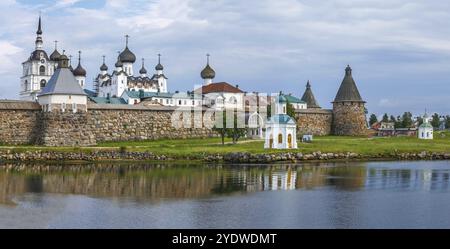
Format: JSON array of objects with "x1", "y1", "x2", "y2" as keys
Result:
[
  {"x1": 20, "y1": 17, "x2": 58, "y2": 101},
  {"x1": 418, "y1": 113, "x2": 433, "y2": 140},
  {"x1": 264, "y1": 96, "x2": 298, "y2": 149},
  {"x1": 39, "y1": 94, "x2": 87, "y2": 112},
  {"x1": 203, "y1": 92, "x2": 244, "y2": 110}
]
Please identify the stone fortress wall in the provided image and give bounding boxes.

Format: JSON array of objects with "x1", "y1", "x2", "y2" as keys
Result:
[
  {"x1": 0, "y1": 101, "x2": 217, "y2": 146},
  {"x1": 0, "y1": 99, "x2": 365, "y2": 146}
]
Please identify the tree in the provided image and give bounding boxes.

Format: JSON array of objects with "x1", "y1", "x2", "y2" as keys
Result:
[
  {"x1": 212, "y1": 110, "x2": 227, "y2": 145},
  {"x1": 401, "y1": 112, "x2": 413, "y2": 128},
  {"x1": 382, "y1": 113, "x2": 389, "y2": 122},
  {"x1": 369, "y1": 114, "x2": 378, "y2": 126},
  {"x1": 286, "y1": 100, "x2": 296, "y2": 120},
  {"x1": 226, "y1": 111, "x2": 247, "y2": 144},
  {"x1": 416, "y1": 116, "x2": 423, "y2": 126},
  {"x1": 446, "y1": 115, "x2": 450, "y2": 129},
  {"x1": 394, "y1": 115, "x2": 403, "y2": 129},
  {"x1": 431, "y1": 113, "x2": 440, "y2": 128}
]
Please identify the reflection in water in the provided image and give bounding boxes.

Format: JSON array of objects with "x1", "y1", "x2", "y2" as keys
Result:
[
  {"x1": 0, "y1": 161, "x2": 449, "y2": 205},
  {"x1": 1, "y1": 161, "x2": 450, "y2": 228},
  {"x1": 0, "y1": 163, "x2": 368, "y2": 205}
]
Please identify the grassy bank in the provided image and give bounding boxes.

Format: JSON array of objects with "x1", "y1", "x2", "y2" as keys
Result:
[{"x1": 1, "y1": 131, "x2": 449, "y2": 159}]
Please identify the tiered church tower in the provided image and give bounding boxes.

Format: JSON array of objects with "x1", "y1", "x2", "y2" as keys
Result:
[
  {"x1": 332, "y1": 65, "x2": 367, "y2": 135},
  {"x1": 20, "y1": 16, "x2": 59, "y2": 101}
]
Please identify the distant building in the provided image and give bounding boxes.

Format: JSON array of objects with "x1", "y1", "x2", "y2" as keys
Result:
[
  {"x1": 418, "y1": 112, "x2": 433, "y2": 140},
  {"x1": 264, "y1": 95, "x2": 297, "y2": 149},
  {"x1": 301, "y1": 80, "x2": 320, "y2": 109},
  {"x1": 37, "y1": 53, "x2": 87, "y2": 112}
]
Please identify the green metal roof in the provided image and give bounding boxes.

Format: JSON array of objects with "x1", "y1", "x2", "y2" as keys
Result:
[
  {"x1": 419, "y1": 122, "x2": 433, "y2": 129},
  {"x1": 267, "y1": 114, "x2": 296, "y2": 125},
  {"x1": 89, "y1": 96, "x2": 127, "y2": 104},
  {"x1": 280, "y1": 94, "x2": 305, "y2": 104}
]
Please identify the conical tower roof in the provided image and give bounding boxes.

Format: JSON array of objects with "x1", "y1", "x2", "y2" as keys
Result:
[
  {"x1": 301, "y1": 80, "x2": 320, "y2": 108},
  {"x1": 334, "y1": 65, "x2": 364, "y2": 103}
]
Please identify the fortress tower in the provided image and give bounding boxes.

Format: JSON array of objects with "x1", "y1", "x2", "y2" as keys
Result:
[{"x1": 332, "y1": 65, "x2": 367, "y2": 136}]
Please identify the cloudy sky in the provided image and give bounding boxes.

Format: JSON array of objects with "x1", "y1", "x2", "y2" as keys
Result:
[{"x1": 1, "y1": 0, "x2": 449, "y2": 116}]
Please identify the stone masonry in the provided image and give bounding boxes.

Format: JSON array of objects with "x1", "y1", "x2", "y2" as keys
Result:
[{"x1": 295, "y1": 109, "x2": 333, "y2": 136}]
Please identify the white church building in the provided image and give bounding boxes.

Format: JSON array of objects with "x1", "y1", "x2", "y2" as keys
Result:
[
  {"x1": 264, "y1": 95, "x2": 298, "y2": 149},
  {"x1": 418, "y1": 112, "x2": 434, "y2": 140}
]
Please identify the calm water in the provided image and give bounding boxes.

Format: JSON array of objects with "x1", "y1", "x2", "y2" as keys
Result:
[{"x1": 0, "y1": 160, "x2": 449, "y2": 228}]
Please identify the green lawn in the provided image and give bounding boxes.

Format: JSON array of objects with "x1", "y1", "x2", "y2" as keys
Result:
[
  {"x1": 1, "y1": 131, "x2": 449, "y2": 158},
  {"x1": 96, "y1": 131, "x2": 450, "y2": 157}
]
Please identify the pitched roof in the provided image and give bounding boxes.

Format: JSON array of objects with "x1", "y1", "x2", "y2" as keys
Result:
[
  {"x1": 301, "y1": 81, "x2": 320, "y2": 108},
  {"x1": 195, "y1": 82, "x2": 243, "y2": 94},
  {"x1": 38, "y1": 67, "x2": 86, "y2": 96},
  {"x1": 89, "y1": 96, "x2": 127, "y2": 104},
  {"x1": 267, "y1": 114, "x2": 296, "y2": 125},
  {"x1": 334, "y1": 65, "x2": 364, "y2": 103},
  {"x1": 281, "y1": 93, "x2": 305, "y2": 104}
]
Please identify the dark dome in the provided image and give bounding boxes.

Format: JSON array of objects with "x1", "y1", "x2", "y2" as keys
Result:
[
  {"x1": 201, "y1": 64, "x2": 215, "y2": 79},
  {"x1": 100, "y1": 63, "x2": 108, "y2": 71},
  {"x1": 59, "y1": 54, "x2": 68, "y2": 61},
  {"x1": 73, "y1": 63, "x2": 86, "y2": 77},
  {"x1": 139, "y1": 66, "x2": 147, "y2": 74},
  {"x1": 50, "y1": 49, "x2": 61, "y2": 61},
  {"x1": 29, "y1": 50, "x2": 49, "y2": 61},
  {"x1": 115, "y1": 57, "x2": 123, "y2": 68},
  {"x1": 119, "y1": 47, "x2": 136, "y2": 63},
  {"x1": 155, "y1": 63, "x2": 163, "y2": 71}
]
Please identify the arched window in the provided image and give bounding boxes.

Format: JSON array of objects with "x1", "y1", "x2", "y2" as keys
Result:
[
  {"x1": 39, "y1": 66, "x2": 46, "y2": 76},
  {"x1": 278, "y1": 133, "x2": 283, "y2": 144},
  {"x1": 229, "y1": 96, "x2": 237, "y2": 104},
  {"x1": 40, "y1": 79, "x2": 46, "y2": 88}
]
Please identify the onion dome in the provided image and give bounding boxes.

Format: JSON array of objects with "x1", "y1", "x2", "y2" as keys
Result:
[
  {"x1": 301, "y1": 80, "x2": 321, "y2": 108},
  {"x1": 68, "y1": 55, "x2": 74, "y2": 71},
  {"x1": 115, "y1": 53, "x2": 123, "y2": 68},
  {"x1": 72, "y1": 51, "x2": 87, "y2": 77},
  {"x1": 334, "y1": 65, "x2": 365, "y2": 103},
  {"x1": 155, "y1": 54, "x2": 164, "y2": 70},
  {"x1": 139, "y1": 58, "x2": 147, "y2": 74},
  {"x1": 50, "y1": 41, "x2": 61, "y2": 61},
  {"x1": 58, "y1": 51, "x2": 69, "y2": 68},
  {"x1": 100, "y1": 55, "x2": 108, "y2": 71},
  {"x1": 200, "y1": 54, "x2": 215, "y2": 79},
  {"x1": 119, "y1": 35, "x2": 136, "y2": 63}
]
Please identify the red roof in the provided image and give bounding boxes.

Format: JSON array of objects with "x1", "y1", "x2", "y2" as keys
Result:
[{"x1": 195, "y1": 82, "x2": 244, "y2": 94}]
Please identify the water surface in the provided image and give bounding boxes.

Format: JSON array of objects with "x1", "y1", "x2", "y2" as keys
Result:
[{"x1": 0, "y1": 160, "x2": 449, "y2": 228}]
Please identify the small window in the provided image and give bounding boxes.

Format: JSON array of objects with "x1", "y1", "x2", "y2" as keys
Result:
[
  {"x1": 179, "y1": 100, "x2": 182, "y2": 105},
  {"x1": 40, "y1": 79, "x2": 46, "y2": 88},
  {"x1": 39, "y1": 66, "x2": 46, "y2": 76},
  {"x1": 278, "y1": 134, "x2": 283, "y2": 144}
]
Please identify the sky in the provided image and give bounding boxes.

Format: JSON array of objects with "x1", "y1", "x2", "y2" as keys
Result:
[{"x1": 0, "y1": 0, "x2": 449, "y2": 117}]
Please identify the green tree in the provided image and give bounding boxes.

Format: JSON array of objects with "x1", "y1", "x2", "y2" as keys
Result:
[
  {"x1": 212, "y1": 110, "x2": 227, "y2": 145},
  {"x1": 382, "y1": 113, "x2": 389, "y2": 122},
  {"x1": 445, "y1": 115, "x2": 450, "y2": 129},
  {"x1": 226, "y1": 111, "x2": 247, "y2": 144},
  {"x1": 416, "y1": 116, "x2": 423, "y2": 126},
  {"x1": 369, "y1": 114, "x2": 378, "y2": 126},
  {"x1": 401, "y1": 112, "x2": 413, "y2": 128},
  {"x1": 431, "y1": 113, "x2": 440, "y2": 128},
  {"x1": 394, "y1": 115, "x2": 403, "y2": 128},
  {"x1": 286, "y1": 100, "x2": 296, "y2": 120}
]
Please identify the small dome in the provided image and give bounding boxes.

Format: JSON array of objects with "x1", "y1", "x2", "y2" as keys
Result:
[
  {"x1": 139, "y1": 66, "x2": 147, "y2": 74},
  {"x1": 73, "y1": 64, "x2": 86, "y2": 77},
  {"x1": 201, "y1": 64, "x2": 215, "y2": 79},
  {"x1": 115, "y1": 56, "x2": 123, "y2": 68},
  {"x1": 59, "y1": 54, "x2": 68, "y2": 61},
  {"x1": 50, "y1": 49, "x2": 61, "y2": 61},
  {"x1": 119, "y1": 47, "x2": 136, "y2": 63},
  {"x1": 155, "y1": 63, "x2": 164, "y2": 71},
  {"x1": 100, "y1": 63, "x2": 108, "y2": 71}
]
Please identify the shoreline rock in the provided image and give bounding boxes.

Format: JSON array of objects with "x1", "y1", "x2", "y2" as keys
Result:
[{"x1": 0, "y1": 150, "x2": 449, "y2": 163}]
